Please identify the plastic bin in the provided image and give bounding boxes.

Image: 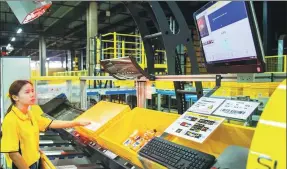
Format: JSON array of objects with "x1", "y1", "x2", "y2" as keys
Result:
[
  {"x1": 212, "y1": 86, "x2": 243, "y2": 97},
  {"x1": 97, "y1": 107, "x2": 179, "y2": 167},
  {"x1": 155, "y1": 81, "x2": 174, "y2": 90},
  {"x1": 73, "y1": 101, "x2": 131, "y2": 142},
  {"x1": 242, "y1": 82, "x2": 280, "y2": 99}
]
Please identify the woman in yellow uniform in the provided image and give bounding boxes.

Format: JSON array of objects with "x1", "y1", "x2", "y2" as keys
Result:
[{"x1": 0, "y1": 80, "x2": 90, "y2": 169}]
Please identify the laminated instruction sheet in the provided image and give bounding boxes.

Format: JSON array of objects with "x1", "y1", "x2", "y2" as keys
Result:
[
  {"x1": 187, "y1": 97, "x2": 225, "y2": 115},
  {"x1": 165, "y1": 112, "x2": 225, "y2": 143},
  {"x1": 212, "y1": 99, "x2": 260, "y2": 120}
]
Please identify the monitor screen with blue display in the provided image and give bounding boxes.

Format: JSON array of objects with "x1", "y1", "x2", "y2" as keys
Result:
[{"x1": 194, "y1": 1, "x2": 266, "y2": 73}]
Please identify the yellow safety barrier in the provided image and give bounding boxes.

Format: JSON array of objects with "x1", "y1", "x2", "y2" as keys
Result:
[
  {"x1": 52, "y1": 31, "x2": 168, "y2": 84},
  {"x1": 114, "y1": 80, "x2": 135, "y2": 88},
  {"x1": 212, "y1": 82, "x2": 280, "y2": 98},
  {"x1": 31, "y1": 76, "x2": 81, "y2": 86},
  {"x1": 265, "y1": 55, "x2": 287, "y2": 72},
  {"x1": 53, "y1": 70, "x2": 133, "y2": 88},
  {"x1": 31, "y1": 76, "x2": 79, "y2": 81},
  {"x1": 99, "y1": 32, "x2": 167, "y2": 72},
  {"x1": 155, "y1": 81, "x2": 174, "y2": 90},
  {"x1": 31, "y1": 70, "x2": 40, "y2": 77}
]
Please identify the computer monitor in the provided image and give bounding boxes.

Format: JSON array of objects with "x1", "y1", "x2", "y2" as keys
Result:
[{"x1": 193, "y1": 1, "x2": 266, "y2": 73}]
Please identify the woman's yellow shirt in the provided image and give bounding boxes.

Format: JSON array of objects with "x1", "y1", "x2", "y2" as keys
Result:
[{"x1": 0, "y1": 106, "x2": 53, "y2": 167}]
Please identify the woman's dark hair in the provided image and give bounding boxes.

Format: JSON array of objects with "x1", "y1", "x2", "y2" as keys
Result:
[{"x1": 6, "y1": 80, "x2": 33, "y2": 114}]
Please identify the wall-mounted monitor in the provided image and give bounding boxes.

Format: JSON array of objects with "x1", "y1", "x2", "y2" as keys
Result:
[{"x1": 193, "y1": 1, "x2": 266, "y2": 73}]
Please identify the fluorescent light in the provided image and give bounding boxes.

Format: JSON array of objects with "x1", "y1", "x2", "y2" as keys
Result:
[
  {"x1": 17, "y1": 28, "x2": 22, "y2": 33},
  {"x1": 7, "y1": 43, "x2": 11, "y2": 47},
  {"x1": 11, "y1": 37, "x2": 16, "y2": 41}
]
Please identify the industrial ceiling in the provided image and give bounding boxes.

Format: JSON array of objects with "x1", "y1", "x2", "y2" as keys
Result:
[{"x1": 0, "y1": 1, "x2": 286, "y2": 61}]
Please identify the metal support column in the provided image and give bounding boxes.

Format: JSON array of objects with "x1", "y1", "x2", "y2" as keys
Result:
[
  {"x1": 66, "y1": 50, "x2": 72, "y2": 71},
  {"x1": 39, "y1": 35, "x2": 46, "y2": 76},
  {"x1": 65, "y1": 51, "x2": 68, "y2": 71},
  {"x1": 67, "y1": 80, "x2": 72, "y2": 102},
  {"x1": 136, "y1": 77, "x2": 147, "y2": 108},
  {"x1": 278, "y1": 35, "x2": 287, "y2": 72},
  {"x1": 80, "y1": 79, "x2": 87, "y2": 110},
  {"x1": 79, "y1": 50, "x2": 84, "y2": 70},
  {"x1": 71, "y1": 50, "x2": 75, "y2": 71},
  {"x1": 61, "y1": 56, "x2": 65, "y2": 68},
  {"x1": 86, "y1": 2, "x2": 98, "y2": 76},
  {"x1": 263, "y1": 1, "x2": 269, "y2": 55}
]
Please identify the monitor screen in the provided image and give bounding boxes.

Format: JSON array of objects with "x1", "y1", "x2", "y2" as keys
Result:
[
  {"x1": 100, "y1": 56, "x2": 151, "y2": 80},
  {"x1": 194, "y1": 1, "x2": 265, "y2": 73}
]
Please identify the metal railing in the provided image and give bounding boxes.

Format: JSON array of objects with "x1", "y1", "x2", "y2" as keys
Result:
[
  {"x1": 99, "y1": 32, "x2": 167, "y2": 71},
  {"x1": 265, "y1": 55, "x2": 286, "y2": 72}
]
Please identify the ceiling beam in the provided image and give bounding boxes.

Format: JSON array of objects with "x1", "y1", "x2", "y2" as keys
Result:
[
  {"x1": 98, "y1": 3, "x2": 127, "y2": 22},
  {"x1": 50, "y1": 2, "x2": 88, "y2": 8},
  {"x1": 100, "y1": 17, "x2": 134, "y2": 33},
  {"x1": 0, "y1": 21, "x2": 45, "y2": 33},
  {"x1": 0, "y1": 11, "x2": 86, "y2": 23},
  {"x1": 44, "y1": 2, "x2": 88, "y2": 34}
]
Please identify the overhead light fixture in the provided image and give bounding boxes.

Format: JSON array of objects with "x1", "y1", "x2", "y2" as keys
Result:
[
  {"x1": 6, "y1": 44, "x2": 14, "y2": 52},
  {"x1": 6, "y1": 1, "x2": 52, "y2": 24},
  {"x1": 11, "y1": 37, "x2": 16, "y2": 41},
  {"x1": 17, "y1": 28, "x2": 22, "y2": 33}
]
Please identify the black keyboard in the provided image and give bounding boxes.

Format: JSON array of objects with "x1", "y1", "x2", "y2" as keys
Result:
[{"x1": 138, "y1": 137, "x2": 215, "y2": 169}]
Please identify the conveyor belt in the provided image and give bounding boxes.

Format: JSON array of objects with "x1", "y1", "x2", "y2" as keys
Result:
[
  {"x1": 41, "y1": 145, "x2": 76, "y2": 151},
  {"x1": 40, "y1": 131, "x2": 59, "y2": 136},
  {"x1": 40, "y1": 140, "x2": 72, "y2": 147},
  {"x1": 40, "y1": 93, "x2": 83, "y2": 120},
  {"x1": 38, "y1": 95, "x2": 106, "y2": 168},
  {"x1": 55, "y1": 164, "x2": 104, "y2": 169},
  {"x1": 43, "y1": 150, "x2": 85, "y2": 158},
  {"x1": 51, "y1": 107, "x2": 82, "y2": 121},
  {"x1": 87, "y1": 88, "x2": 136, "y2": 96},
  {"x1": 39, "y1": 94, "x2": 140, "y2": 169}
]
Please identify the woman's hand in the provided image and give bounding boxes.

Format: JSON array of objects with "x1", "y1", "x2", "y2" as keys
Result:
[
  {"x1": 74, "y1": 121, "x2": 91, "y2": 126},
  {"x1": 49, "y1": 120, "x2": 91, "y2": 129}
]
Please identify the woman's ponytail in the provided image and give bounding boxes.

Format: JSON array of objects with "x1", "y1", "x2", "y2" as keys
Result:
[{"x1": 6, "y1": 103, "x2": 13, "y2": 115}]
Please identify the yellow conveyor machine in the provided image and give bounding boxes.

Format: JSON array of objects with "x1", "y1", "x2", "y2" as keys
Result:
[{"x1": 39, "y1": 80, "x2": 286, "y2": 169}]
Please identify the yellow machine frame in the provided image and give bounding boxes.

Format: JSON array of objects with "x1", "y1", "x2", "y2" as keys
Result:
[
  {"x1": 35, "y1": 77, "x2": 286, "y2": 169},
  {"x1": 247, "y1": 80, "x2": 286, "y2": 169}
]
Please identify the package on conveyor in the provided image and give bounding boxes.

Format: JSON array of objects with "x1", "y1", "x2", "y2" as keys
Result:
[
  {"x1": 123, "y1": 129, "x2": 162, "y2": 151},
  {"x1": 73, "y1": 101, "x2": 131, "y2": 142}
]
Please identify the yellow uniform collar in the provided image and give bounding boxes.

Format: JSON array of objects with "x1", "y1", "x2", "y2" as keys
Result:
[{"x1": 11, "y1": 106, "x2": 30, "y2": 121}]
